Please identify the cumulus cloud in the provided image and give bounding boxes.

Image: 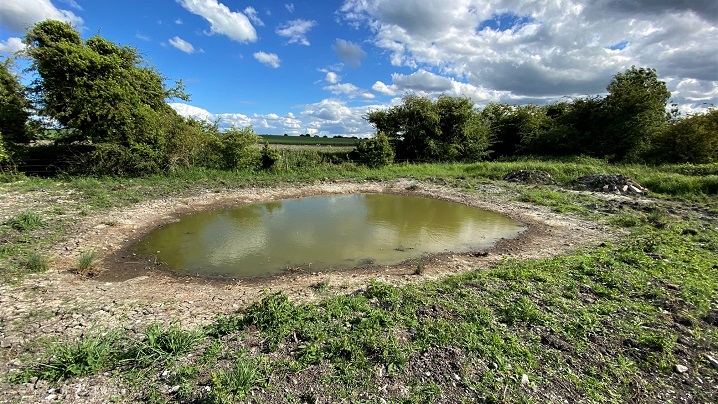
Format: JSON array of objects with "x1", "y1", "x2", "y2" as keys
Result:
[
  {"x1": 324, "y1": 83, "x2": 375, "y2": 99},
  {"x1": 253, "y1": 51, "x2": 281, "y2": 68},
  {"x1": 0, "y1": 37, "x2": 26, "y2": 54},
  {"x1": 339, "y1": 0, "x2": 718, "y2": 106},
  {"x1": 244, "y1": 6, "x2": 264, "y2": 27},
  {"x1": 0, "y1": 0, "x2": 83, "y2": 33},
  {"x1": 285, "y1": 3, "x2": 295, "y2": 13},
  {"x1": 276, "y1": 19, "x2": 316, "y2": 45},
  {"x1": 332, "y1": 38, "x2": 366, "y2": 67},
  {"x1": 325, "y1": 72, "x2": 341, "y2": 84},
  {"x1": 170, "y1": 102, "x2": 373, "y2": 137},
  {"x1": 178, "y1": 0, "x2": 257, "y2": 43},
  {"x1": 168, "y1": 36, "x2": 198, "y2": 54}
]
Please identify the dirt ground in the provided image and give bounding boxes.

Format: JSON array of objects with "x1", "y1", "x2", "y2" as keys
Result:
[{"x1": 0, "y1": 179, "x2": 612, "y2": 401}]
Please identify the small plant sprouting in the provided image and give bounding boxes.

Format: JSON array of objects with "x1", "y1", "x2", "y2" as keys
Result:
[{"x1": 77, "y1": 251, "x2": 99, "y2": 275}]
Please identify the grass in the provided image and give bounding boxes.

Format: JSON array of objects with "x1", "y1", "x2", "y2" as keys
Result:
[
  {"x1": 7, "y1": 211, "x2": 45, "y2": 231},
  {"x1": 76, "y1": 251, "x2": 99, "y2": 274},
  {"x1": 2, "y1": 159, "x2": 718, "y2": 402}
]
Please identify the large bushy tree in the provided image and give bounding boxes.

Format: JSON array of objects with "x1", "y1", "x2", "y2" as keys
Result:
[
  {"x1": 23, "y1": 20, "x2": 188, "y2": 147},
  {"x1": 365, "y1": 94, "x2": 491, "y2": 162},
  {"x1": 0, "y1": 60, "x2": 32, "y2": 144},
  {"x1": 600, "y1": 66, "x2": 670, "y2": 161}
]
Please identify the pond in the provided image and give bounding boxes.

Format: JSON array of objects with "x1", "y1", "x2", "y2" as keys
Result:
[{"x1": 134, "y1": 193, "x2": 525, "y2": 278}]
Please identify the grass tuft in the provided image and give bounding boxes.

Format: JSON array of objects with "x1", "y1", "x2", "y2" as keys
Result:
[{"x1": 7, "y1": 211, "x2": 45, "y2": 231}]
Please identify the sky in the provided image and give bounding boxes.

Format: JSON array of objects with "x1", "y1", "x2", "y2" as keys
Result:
[{"x1": 1, "y1": 0, "x2": 717, "y2": 137}]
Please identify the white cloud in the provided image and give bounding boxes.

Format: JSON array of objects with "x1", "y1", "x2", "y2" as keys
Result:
[
  {"x1": 285, "y1": 3, "x2": 295, "y2": 13},
  {"x1": 253, "y1": 51, "x2": 281, "y2": 68},
  {"x1": 325, "y1": 72, "x2": 341, "y2": 84},
  {"x1": 244, "y1": 6, "x2": 264, "y2": 27},
  {"x1": 175, "y1": 18, "x2": 183, "y2": 25},
  {"x1": 178, "y1": 0, "x2": 257, "y2": 43},
  {"x1": 372, "y1": 81, "x2": 398, "y2": 96},
  {"x1": 276, "y1": 19, "x2": 316, "y2": 45},
  {"x1": 0, "y1": 37, "x2": 26, "y2": 54},
  {"x1": 168, "y1": 36, "x2": 197, "y2": 54},
  {"x1": 0, "y1": 0, "x2": 83, "y2": 33},
  {"x1": 339, "y1": 0, "x2": 718, "y2": 107},
  {"x1": 171, "y1": 99, "x2": 378, "y2": 137},
  {"x1": 59, "y1": 0, "x2": 82, "y2": 11},
  {"x1": 324, "y1": 83, "x2": 375, "y2": 99},
  {"x1": 135, "y1": 32, "x2": 151, "y2": 41},
  {"x1": 169, "y1": 103, "x2": 213, "y2": 121},
  {"x1": 332, "y1": 39, "x2": 366, "y2": 67}
]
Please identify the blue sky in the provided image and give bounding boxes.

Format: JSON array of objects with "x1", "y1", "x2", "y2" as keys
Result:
[{"x1": 1, "y1": 0, "x2": 718, "y2": 137}]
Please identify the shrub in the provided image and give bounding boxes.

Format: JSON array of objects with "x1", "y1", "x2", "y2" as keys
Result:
[
  {"x1": 355, "y1": 133, "x2": 394, "y2": 167},
  {"x1": 214, "y1": 125, "x2": 260, "y2": 170},
  {"x1": 260, "y1": 142, "x2": 281, "y2": 170}
]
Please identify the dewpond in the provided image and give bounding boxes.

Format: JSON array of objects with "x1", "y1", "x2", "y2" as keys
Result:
[{"x1": 135, "y1": 193, "x2": 524, "y2": 278}]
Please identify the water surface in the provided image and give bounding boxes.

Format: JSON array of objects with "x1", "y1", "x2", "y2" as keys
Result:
[{"x1": 135, "y1": 193, "x2": 524, "y2": 278}]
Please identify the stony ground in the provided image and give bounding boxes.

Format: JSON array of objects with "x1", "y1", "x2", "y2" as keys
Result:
[{"x1": 0, "y1": 179, "x2": 614, "y2": 402}]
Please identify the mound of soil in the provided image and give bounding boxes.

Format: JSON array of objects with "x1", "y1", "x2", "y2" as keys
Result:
[
  {"x1": 576, "y1": 174, "x2": 647, "y2": 194},
  {"x1": 503, "y1": 170, "x2": 555, "y2": 184}
]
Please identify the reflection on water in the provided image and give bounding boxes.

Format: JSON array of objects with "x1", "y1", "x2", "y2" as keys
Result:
[{"x1": 135, "y1": 193, "x2": 524, "y2": 278}]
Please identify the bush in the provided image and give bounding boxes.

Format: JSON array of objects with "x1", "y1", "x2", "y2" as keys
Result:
[
  {"x1": 214, "y1": 125, "x2": 260, "y2": 170},
  {"x1": 647, "y1": 109, "x2": 718, "y2": 164},
  {"x1": 355, "y1": 133, "x2": 394, "y2": 167},
  {"x1": 261, "y1": 142, "x2": 281, "y2": 170}
]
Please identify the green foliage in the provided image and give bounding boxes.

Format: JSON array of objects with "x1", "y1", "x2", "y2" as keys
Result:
[
  {"x1": 77, "y1": 251, "x2": 99, "y2": 273},
  {"x1": 24, "y1": 20, "x2": 187, "y2": 146},
  {"x1": 131, "y1": 323, "x2": 204, "y2": 366},
  {"x1": 601, "y1": 66, "x2": 671, "y2": 161},
  {"x1": 24, "y1": 251, "x2": 49, "y2": 272},
  {"x1": 214, "y1": 125, "x2": 260, "y2": 170},
  {"x1": 14, "y1": 330, "x2": 121, "y2": 382},
  {"x1": 648, "y1": 108, "x2": 718, "y2": 164},
  {"x1": 0, "y1": 60, "x2": 32, "y2": 144},
  {"x1": 7, "y1": 211, "x2": 45, "y2": 231},
  {"x1": 260, "y1": 142, "x2": 281, "y2": 170},
  {"x1": 207, "y1": 358, "x2": 264, "y2": 403},
  {"x1": 355, "y1": 132, "x2": 394, "y2": 167},
  {"x1": 366, "y1": 94, "x2": 492, "y2": 162}
]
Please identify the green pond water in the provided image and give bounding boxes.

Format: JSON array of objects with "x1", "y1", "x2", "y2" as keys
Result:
[{"x1": 135, "y1": 193, "x2": 524, "y2": 278}]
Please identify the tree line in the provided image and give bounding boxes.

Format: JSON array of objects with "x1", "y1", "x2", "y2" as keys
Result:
[
  {"x1": 1, "y1": 20, "x2": 717, "y2": 177},
  {"x1": 359, "y1": 67, "x2": 717, "y2": 166}
]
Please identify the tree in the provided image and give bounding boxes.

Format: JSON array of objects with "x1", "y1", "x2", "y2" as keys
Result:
[
  {"x1": 355, "y1": 132, "x2": 394, "y2": 167},
  {"x1": 23, "y1": 20, "x2": 188, "y2": 146},
  {"x1": 600, "y1": 66, "x2": 670, "y2": 161},
  {"x1": 365, "y1": 94, "x2": 491, "y2": 162},
  {"x1": 648, "y1": 109, "x2": 718, "y2": 164},
  {"x1": 0, "y1": 60, "x2": 32, "y2": 144}
]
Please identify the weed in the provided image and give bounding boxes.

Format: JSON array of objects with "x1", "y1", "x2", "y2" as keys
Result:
[
  {"x1": 76, "y1": 251, "x2": 99, "y2": 274},
  {"x1": 206, "y1": 357, "x2": 264, "y2": 403},
  {"x1": 14, "y1": 329, "x2": 121, "y2": 382},
  {"x1": 7, "y1": 211, "x2": 45, "y2": 231},
  {"x1": 24, "y1": 251, "x2": 49, "y2": 272},
  {"x1": 130, "y1": 323, "x2": 204, "y2": 367}
]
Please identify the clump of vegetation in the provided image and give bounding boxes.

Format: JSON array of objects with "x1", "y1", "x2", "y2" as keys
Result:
[
  {"x1": 366, "y1": 94, "x2": 492, "y2": 163},
  {"x1": 7, "y1": 211, "x2": 45, "y2": 231},
  {"x1": 355, "y1": 132, "x2": 395, "y2": 167},
  {"x1": 260, "y1": 142, "x2": 281, "y2": 170},
  {"x1": 24, "y1": 251, "x2": 49, "y2": 272},
  {"x1": 76, "y1": 251, "x2": 99, "y2": 275}
]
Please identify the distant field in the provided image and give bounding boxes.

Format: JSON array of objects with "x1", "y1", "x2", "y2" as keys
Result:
[{"x1": 259, "y1": 134, "x2": 364, "y2": 146}]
